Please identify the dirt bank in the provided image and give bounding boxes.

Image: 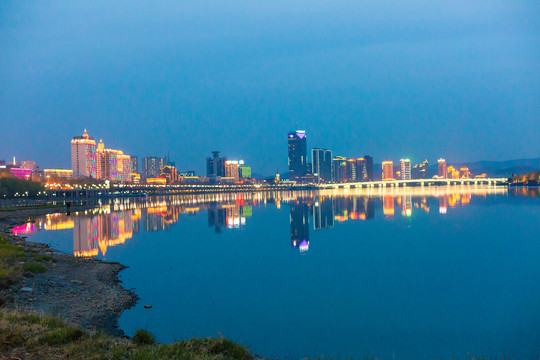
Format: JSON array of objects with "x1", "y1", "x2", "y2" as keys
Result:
[{"x1": 0, "y1": 206, "x2": 138, "y2": 337}]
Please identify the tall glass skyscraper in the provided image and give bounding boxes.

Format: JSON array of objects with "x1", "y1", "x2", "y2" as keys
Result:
[{"x1": 288, "y1": 130, "x2": 307, "y2": 181}]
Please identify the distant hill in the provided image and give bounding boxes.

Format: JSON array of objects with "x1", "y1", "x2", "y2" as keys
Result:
[
  {"x1": 511, "y1": 170, "x2": 540, "y2": 183},
  {"x1": 461, "y1": 158, "x2": 540, "y2": 177}
]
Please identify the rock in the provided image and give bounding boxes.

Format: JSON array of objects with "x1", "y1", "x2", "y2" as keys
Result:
[
  {"x1": 70, "y1": 280, "x2": 82, "y2": 285},
  {"x1": 20, "y1": 287, "x2": 33, "y2": 292},
  {"x1": 18, "y1": 261, "x2": 25, "y2": 265}
]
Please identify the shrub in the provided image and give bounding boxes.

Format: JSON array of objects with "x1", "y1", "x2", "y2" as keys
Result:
[{"x1": 133, "y1": 329, "x2": 156, "y2": 345}]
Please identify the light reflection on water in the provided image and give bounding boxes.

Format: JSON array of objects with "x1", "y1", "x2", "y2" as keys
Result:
[{"x1": 21, "y1": 186, "x2": 540, "y2": 360}]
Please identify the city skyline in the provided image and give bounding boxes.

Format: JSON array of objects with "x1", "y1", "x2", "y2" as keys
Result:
[{"x1": 1, "y1": 1, "x2": 539, "y2": 175}]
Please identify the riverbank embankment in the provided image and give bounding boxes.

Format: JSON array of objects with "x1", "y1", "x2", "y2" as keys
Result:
[{"x1": 0, "y1": 205, "x2": 137, "y2": 336}]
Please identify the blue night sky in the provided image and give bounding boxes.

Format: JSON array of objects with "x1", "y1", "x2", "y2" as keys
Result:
[{"x1": 1, "y1": 1, "x2": 539, "y2": 175}]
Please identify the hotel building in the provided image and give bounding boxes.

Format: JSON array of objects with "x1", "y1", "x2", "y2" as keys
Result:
[{"x1": 71, "y1": 129, "x2": 97, "y2": 178}]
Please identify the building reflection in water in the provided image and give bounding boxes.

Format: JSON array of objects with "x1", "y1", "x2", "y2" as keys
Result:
[
  {"x1": 18, "y1": 185, "x2": 517, "y2": 256},
  {"x1": 290, "y1": 200, "x2": 310, "y2": 252}
]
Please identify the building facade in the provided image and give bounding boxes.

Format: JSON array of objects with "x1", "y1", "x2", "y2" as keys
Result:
[
  {"x1": 438, "y1": 159, "x2": 447, "y2": 179},
  {"x1": 382, "y1": 160, "x2": 394, "y2": 180},
  {"x1": 142, "y1": 156, "x2": 166, "y2": 179},
  {"x1": 400, "y1": 159, "x2": 411, "y2": 180},
  {"x1": 206, "y1": 151, "x2": 227, "y2": 178},
  {"x1": 130, "y1": 156, "x2": 138, "y2": 174},
  {"x1": 288, "y1": 130, "x2": 308, "y2": 181},
  {"x1": 225, "y1": 160, "x2": 240, "y2": 181},
  {"x1": 44, "y1": 169, "x2": 73, "y2": 179},
  {"x1": 311, "y1": 148, "x2": 332, "y2": 183},
  {"x1": 332, "y1": 156, "x2": 348, "y2": 182},
  {"x1": 71, "y1": 129, "x2": 97, "y2": 178}
]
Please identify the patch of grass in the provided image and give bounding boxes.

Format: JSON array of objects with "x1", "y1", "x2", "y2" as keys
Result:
[
  {"x1": 41, "y1": 326, "x2": 84, "y2": 346},
  {"x1": 0, "y1": 309, "x2": 254, "y2": 360},
  {"x1": 133, "y1": 328, "x2": 156, "y2": 345},
  {"x1": 22, "y1": 262, "x2": 46, "y2": 273},
  {"x1": 0, "y1": 234, "x2": 49, "y2": 289}
]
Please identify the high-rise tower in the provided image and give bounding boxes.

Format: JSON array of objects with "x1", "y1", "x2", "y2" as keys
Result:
[
  {"x1": 288, "y1": 130, "x2": 307, "y2": 181},
  {"x1": 400, "y1": 159, "x2": 411, "y2": 180},
  {"x1": 438, "y1": 159, "x2": 447, "y2": 179},
  {"x1": 312, "y1": 148, "x2": 332, "y2": 183},
  {"x1": 382, "y1": 160, "x2": 394, "y2": 181},
  {"x1": 71, "y1": 129, "x2": 97, "y2": 178}
]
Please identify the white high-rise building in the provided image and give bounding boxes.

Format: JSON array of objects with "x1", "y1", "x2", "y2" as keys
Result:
[
  {"x1": 400, "y1": 159, "x2": 411, "y2": 180},
  {"x1": 71, "y1": 129, "x2": 97, "y2": 178}
]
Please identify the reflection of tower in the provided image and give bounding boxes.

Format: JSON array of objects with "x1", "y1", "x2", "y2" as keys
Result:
[
  {"x1": 290, "y1": 202, "x2": 310, "y2": 251},
  {"x1": 145, "y1": 209, "x2": 166, "y2": 232},
  {"x1": 73, "y1": 217, "x2": 98, "y2": 257},
  {"x1": 208, "y1": 203, "x2": 226, "y2": 233},
  {"x1": 358, "y1": 197, "x2": 375, "y2": 220},
  {"x1": 401, "y1": 195, "x2": 412, "y2": 217},
  {"x1": 313, "y1": 197, "x2": 334, "y2": 230},
  {"x1": 383, "y1": 195, "x2": 395, "y2": 216},
  {"x1": 439, "y1": 196, "x2": 448, "y2": 214}
]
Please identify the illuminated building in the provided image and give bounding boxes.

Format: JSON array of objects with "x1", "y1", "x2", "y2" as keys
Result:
[
  {"x1": 400, "y1": 159, "x2": 411, "y2": 180},
  {"x1": 160, "y1": 165, "x2": 179, "y2": 184},
  {"x1": 44, "y1": 169, "x2": 73, "y2": 179},
  {"x1": 95, "y1": 140, "x2": 132, "y2": 182},
  {"x1": 382, "y1": 160, "x2": 394, "y2": 180},
  {"x1": 206, "y1": 151, "x2": 226, "y2": 178},
  {"x1": 131, "y1": 173, "x2": 140, "y2": 183},
  {"x1": 9, "y1": 168, "x2": 33, "y2": 180},
  {"x1": 130, "y1": 156, "x2": 138, "y2": 174},
  {"x1": 238, "y1": 160, "x2": 251, "y2": 179},
  {"x1": 288, "y1": 130, "x2": 308, "y2": 181},
  {"x1": 354, "y1": 155, "x2": 374, "y2": 182},
  {"x1": 20, "y1": 160, "x2": 36, "y2": 170},
  {"x1": 460, "y1": 166, "x2": 470, "y2": 179},
  {"x1": 142, "y1": 156, "x2": 166, "y2": 179},
  {"x1": 447, "y1": 165, "x2": 460, "y2": 179},
  {"x1": 412, "y1": 159, "x2": 429, "y2": 179},
  {"x1": 438, "y1": 159, "x2": 447, "y2": 179},
  {"x1": 332, "y1": 156, "x2": 347, "y2": 182},
  {"x1": 347, "y1": 159, "x2": 357, "y2": 181},
  {"x1": 71, "y1": 129, "x2": 97, "y2": 178},
  {"x1": 225, "y1": 160, "x2": 240, "y2": 181},
  {"x1": 146, "y1": 177, "x2": 167, "y2": 185},
  {"x1": 312, "y1": 148, "x2": 333, "y2": 183}
]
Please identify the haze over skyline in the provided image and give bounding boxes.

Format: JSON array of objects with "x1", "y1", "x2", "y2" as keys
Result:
[{"x1": 1, "y1": 1, "x2": 539, "y2": 175}]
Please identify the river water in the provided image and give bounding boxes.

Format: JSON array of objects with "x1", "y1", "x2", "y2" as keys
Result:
[{"x1": 20, "y1": 186, "x2": 540, "y2": 359}]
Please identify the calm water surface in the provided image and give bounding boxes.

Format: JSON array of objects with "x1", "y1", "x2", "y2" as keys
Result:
[{"x1": 20, "y1": 186, "x2": 540, "y2": 360}]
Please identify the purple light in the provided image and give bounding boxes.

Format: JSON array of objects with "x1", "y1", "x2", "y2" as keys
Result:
[{"x1": 297, "y1": 133, "x2": 306, "y2": 139}]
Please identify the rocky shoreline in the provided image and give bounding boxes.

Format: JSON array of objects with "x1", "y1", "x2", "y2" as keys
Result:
[{"x1": 0, "y1": 206, "x2": 138, "y2": 337}]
